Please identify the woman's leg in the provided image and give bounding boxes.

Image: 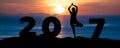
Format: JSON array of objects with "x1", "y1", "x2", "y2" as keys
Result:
[
  {"x1": 71, "y1": 24, "x2": 76, "y2": 38},
  {"x1": 76, "y1": 21, "x2": 83, "y2": 27}
]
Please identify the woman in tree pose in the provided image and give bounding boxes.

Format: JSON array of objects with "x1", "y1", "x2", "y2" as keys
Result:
[{"x1": 68, "y1": 3, "x2": 83, "y2": 38}]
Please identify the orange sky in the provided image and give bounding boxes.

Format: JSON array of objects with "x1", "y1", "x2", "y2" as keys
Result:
[{"x1": 0, "y1": 0, "x2": 120, "y2": 15}]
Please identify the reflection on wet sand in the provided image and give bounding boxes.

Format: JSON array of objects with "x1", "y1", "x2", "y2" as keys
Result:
[{"x1": 56, "y1": 31, "x2": 64, "y2": 38}]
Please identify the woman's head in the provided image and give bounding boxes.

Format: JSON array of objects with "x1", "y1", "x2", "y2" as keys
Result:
[{"x1": 72, "y1": 7, "x2": 75, "y2": 12}]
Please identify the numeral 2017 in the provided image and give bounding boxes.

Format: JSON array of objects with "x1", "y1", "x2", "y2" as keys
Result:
[{"x1": 20, "y1": 16, "x2": 105, "y2": 39}]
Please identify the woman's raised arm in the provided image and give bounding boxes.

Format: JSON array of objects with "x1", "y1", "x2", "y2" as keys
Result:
[{"x1": 68, "y1": 3, "x2": 73, "y2": 13}]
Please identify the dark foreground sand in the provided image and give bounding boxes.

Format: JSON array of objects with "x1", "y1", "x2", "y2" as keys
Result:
[{"x1": 0, "y1": 34, "x2": 120, "y2": 48}]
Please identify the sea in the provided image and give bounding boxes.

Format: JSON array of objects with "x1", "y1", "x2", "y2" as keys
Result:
[{"x1": 0, "y1": 14, "x2": 120, "y2": 40}]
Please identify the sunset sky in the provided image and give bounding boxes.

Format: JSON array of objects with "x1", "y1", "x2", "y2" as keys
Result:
[{"x1": 0, "y1": 0, "x2": 120, "y2": 15}]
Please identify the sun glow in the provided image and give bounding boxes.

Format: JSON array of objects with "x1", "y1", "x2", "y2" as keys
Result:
[
  {"x1": 54, "y1": 5, "x2": 64, "y2": 14},
  {"x1": 45, "y1": 0, "x2": 82, "y2": 15}
]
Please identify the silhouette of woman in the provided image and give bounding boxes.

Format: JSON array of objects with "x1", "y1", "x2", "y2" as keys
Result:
[{"x1": 68, "y1": 3, "x2": 83, "y2": 38}]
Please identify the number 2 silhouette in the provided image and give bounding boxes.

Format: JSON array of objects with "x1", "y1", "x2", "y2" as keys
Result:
[{"x1": 20, "y1": 16, "x2": 36, "y2": 38}]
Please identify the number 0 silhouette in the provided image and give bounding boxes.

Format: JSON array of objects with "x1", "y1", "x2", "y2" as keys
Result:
[{"x1": 42, "y1": 16, "x2": 61, "y2": 37}]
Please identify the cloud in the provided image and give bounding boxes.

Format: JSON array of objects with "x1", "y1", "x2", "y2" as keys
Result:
[
  {"x1": 0, "y1": 0, "x2": 37, "y2": 4},
  {"x1": 0, "y1": 0, "x2": 51, "y2": 14},
  {"x1": 78, "y1": 2, "x2": 120, "y2": 15},
  {"x1": 80, "y1": 2, "x2": 102, "y2": 7}
]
